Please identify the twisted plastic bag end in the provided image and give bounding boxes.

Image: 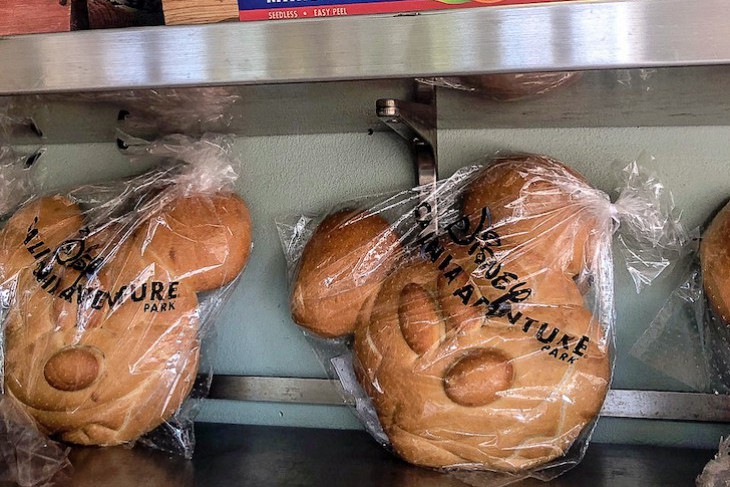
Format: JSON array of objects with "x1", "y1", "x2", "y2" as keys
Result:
[
  {"x1": 120, "y1": 132, "x2": 240, "y2": 197},
  {"x1": 0, "y1": 396, "x2": 72, "y2": 487},
  {"x1": 610, "y1": 153, "x2": 688, "y2": 293}
]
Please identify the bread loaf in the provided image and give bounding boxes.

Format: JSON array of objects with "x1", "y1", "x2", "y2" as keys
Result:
[
  {"x1": 342, "y1": 155, "x2": 609, "y2": 471},
  {"x1": 5, "y1": 270, "x2": 200, "y2": 445},
  {"x1": 2, "y1": 191, "x2": 251, "y2": 446},
  {"x1": 290, "y1": 210, "x2": 401, "y2": 338},
  {"x1": 701, "y1": 201, "x2": 730, "y2": 322}
]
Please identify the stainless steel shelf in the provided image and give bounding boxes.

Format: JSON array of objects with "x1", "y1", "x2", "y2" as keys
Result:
[
  {"x1": 0, "y1": 424, "x2": 711, "y2": 486},
  {"x1": 1, "y1": 0, "x2": 729, "y2": 94}
]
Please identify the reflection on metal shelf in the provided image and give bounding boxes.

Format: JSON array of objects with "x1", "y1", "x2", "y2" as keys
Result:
[
  {"x1": 0, "y1": 425, "x2": 710, "y2": 486},
  {"x1": 210, "y1": 375, "x2": 730, "y2": 422},
  {"x1": 7, "y1": 66, "x2": 730, "y2": 145},
  {"x1": 1, "y1": 0, "x2": 730, "y2": 94}
]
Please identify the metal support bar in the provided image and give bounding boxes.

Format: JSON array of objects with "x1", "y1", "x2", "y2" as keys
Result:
[
  {"x1": 210, "y1": 376, "x2": 352, "y2": 406},
  {"x1": 376, "y1": 82, "x2": 437, "y2": 187},
  {"x1": 601, "y1": 390, "x2": 730, "y2": 422},
  {"x1": 209, "y1": 375, "x2": 730, "y2": 423}
]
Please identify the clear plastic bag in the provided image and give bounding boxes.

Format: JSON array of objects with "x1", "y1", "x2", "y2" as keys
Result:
[
  {"x1": 0, "y1": 144, "x2": 38, "y2": 219},
  {"x1": 0, "y1": 108, "x2": 72, "y2": 487},
  {"x1": 0, "y1": 133, "x2": 252, "y2": 465},
  {"x1": 632, "y1": 197, "x2": 730, "y2": 394},
  {"x1": 697, "y1": 437, "x2": 730, "y2": 487},
  {"x1": 0, "y1": 396, "x2": 72, "y2": 487},
  {"x1": 113, "y1": 88, "x2": 241, "y2": 140},
  {"x1": 417, "y1": 72, "x2": 582, "y2": 101},
  {"x1": 279, "y1": 153, "x2": 682, "y2": 485}
]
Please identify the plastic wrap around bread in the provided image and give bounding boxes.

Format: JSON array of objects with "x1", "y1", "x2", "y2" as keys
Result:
[
  {"x1": 632, "y1": 199, "x2": 730, "y2": 394},
  {"x1": 283, "y1": 153, "x2": 682, "y2": 480},
  {"x1": 0, "y1": 135, "x2": 251, "y2": 456}
]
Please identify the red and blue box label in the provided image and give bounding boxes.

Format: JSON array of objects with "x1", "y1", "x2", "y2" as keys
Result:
[{"x1": 238, "y1": 0, "x2": 567, "y2": 21}]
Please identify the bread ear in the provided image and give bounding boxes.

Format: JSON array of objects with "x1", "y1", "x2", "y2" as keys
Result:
[
  {"x1": 461, "y1": 155, "x2": 598, "y2": 277},
  {"x1": 291, "y1": 210, "x2": 401, "y2": 338},
  {"x1": 132, "y1": 193, "x2": 252, "y2": 292},
  {"x1": 0, "y1": 195, "x2": 84, "y2": 285}
]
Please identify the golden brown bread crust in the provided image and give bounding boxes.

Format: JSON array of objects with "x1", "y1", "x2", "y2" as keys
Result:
[
  {"x1": 462, "y1": 154, "x2": 600, "y2": 277},
  {"x1": 291, "y1": 210, "x2": 401, "y2": 338},
  {"x1": 353, "y1": 259, "x2": 609, "y2": 472},
  {"x1": 701, "y1": 201, "x2": 730, "y2": 322},
  {"x1": 5, "y1": 273, "x2": 200, "y2": 445},
  {"x1": 2, "y1": 191, "x2": 251, "y2": 446},
  {"x1": 0, "y1": 196, "x2": 84, "y2": 286},
  {"x1": 133, "y1": 193, "x2": 252, "y2": 291}
]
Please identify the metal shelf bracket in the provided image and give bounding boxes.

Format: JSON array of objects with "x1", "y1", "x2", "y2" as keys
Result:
[{"x1": 376, "y1": 82, "x2": 438, "y2": 187}]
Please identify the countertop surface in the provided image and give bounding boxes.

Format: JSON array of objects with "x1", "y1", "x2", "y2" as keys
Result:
[{"x1": 3, "y1": 423, "x2": 715, "y2": 486}]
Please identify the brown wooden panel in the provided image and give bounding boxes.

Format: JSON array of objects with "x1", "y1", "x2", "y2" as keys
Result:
[
  {"x1": 162, "y1": 0, "x2": 238, "y2": 25},
  {"x1": 0, "y1": 0, "x2": 71, "y2": 36}
]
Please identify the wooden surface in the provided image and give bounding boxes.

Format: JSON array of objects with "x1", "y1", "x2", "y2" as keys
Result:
[
  {"x1": 162, "y1": 0, "x2": 238, "y2": 25},
  {"x1": 0, "y1": 0, "x2": 71, "y2": 36}
]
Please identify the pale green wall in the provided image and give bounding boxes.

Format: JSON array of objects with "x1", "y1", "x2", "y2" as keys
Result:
[{"x1": 23, "y1": 125, "x2": 730, "y2": 449}]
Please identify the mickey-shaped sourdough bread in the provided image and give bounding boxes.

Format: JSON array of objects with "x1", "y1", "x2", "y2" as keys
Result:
[
  {"x1": 1, "y1": 192, "x2": 251, "y2": 446},
  {"x1": 291, "y1": 155, "x2": 611, "y2": 472}
]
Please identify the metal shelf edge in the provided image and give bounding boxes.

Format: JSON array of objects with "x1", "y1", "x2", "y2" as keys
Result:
[{"x1": 1, "y1": 0, "x2": 730, "y2": 94}]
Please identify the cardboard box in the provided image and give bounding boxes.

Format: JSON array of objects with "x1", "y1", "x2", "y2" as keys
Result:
[
  {"x1": 0, "y1": 0, "x2": 73, "y2": 36},
  {"x1": 239, "y1": 0, "x2": 568, "y2": 21},
  {"x1": 162, "y1": 0, "x2": 568, "y2": 24}
]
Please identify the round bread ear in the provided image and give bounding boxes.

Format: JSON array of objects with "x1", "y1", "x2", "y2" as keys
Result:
[
  {"x1": 462, "y1": 155, "x2": 599, "y2": 277},
  {"x1": 0, "y1": 195, "x2": 84, "y2": 285},
  {"x1": 290, "y1": 209, "x2": 402, "y2": 338},
  {"x1": 132, "y1": 193, "x2": 252, "y2": 292}
]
